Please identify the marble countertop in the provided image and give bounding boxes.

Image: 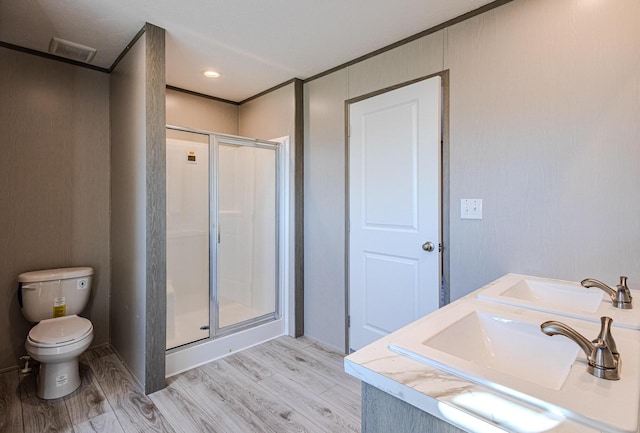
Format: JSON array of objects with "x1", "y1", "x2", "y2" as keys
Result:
[{"x1": 345, "y1": 276, "x2": 640, "y2": 433}]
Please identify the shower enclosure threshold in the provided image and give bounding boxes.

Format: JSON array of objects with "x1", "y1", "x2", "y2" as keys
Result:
[{"x1": 165, "y1": 318, "x2": 285, "y2": 377}]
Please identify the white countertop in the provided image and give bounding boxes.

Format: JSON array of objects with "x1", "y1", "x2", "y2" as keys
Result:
[{"x1": 345, "y1": 275, "x2": 640, "y2": 433}]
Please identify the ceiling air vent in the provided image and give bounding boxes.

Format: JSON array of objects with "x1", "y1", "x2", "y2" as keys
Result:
[{"x1": 48, "y1": 37, "x2": 97, "y2": 63}]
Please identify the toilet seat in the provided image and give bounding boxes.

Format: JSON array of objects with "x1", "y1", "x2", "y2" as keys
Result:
[{"x1": 28, "y1": 315, "x2": 93, "y2": 348}]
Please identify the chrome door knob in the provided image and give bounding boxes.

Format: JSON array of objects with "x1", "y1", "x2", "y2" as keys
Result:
[{"x1": 422, "y1": 241, "x2": 435, "y2": 252}]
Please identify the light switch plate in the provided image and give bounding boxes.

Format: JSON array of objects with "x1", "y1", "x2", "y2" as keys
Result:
[{"x1": 461, "y1": 199, "x2": 483, "y2": 219}]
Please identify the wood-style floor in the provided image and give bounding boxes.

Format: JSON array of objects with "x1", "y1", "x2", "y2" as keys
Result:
[{"x1": 0, "y1": 336, "x2": 361, "y2": 433}]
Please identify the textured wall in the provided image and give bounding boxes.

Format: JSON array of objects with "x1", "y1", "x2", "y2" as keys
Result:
[
  {"x1": 347, "y1": 31, "x2": 445, "y2": 99},
  {"x1": 304, "y1": 0, "x2": 640, "y2": 351},
  {"x1": 446, "y1": 0, "x2": 640, "y2": 299},
  {"x1": 239, "y1": 83, "x2": 296, "y2": 140},
  {"x1": 166, "y1": 89, "x2": 238, "y2": 134},
  {"x1": 0, "y1": 47, "x2": 111, "y2": 371},
  {"x1": 110, "y1": 34, "x2": 148, "y2": 386},
  {"x1": 303, "y1": 70, "x2": 349, "y2": 350}
]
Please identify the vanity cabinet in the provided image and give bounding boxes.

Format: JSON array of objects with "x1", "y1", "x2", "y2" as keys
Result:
[{"x1": 362, "y1": 383, "x2": 465, "y2": 433}]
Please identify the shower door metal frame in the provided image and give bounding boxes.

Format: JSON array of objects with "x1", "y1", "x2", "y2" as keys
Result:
[
  {"x1": 165, "y1": 125, "x2": 281, "y2": 351},
  {"x1": 165, "y1": 126, "x2": 212, "y2": 351},
  {"x1": 212, "y1": 133, "x2": 281, "y2": 338}
]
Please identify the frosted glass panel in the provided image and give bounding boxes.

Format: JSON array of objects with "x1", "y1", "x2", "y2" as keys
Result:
[
  {"x1": 218, "y1": 143, "x2": 277, "y2": 328},
  {"x1": 166, "y1": 130, "x2": 210, "y2": 349}
]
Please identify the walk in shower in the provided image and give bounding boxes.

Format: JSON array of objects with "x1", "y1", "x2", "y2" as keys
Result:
[{"x1": 166, "y1": 126, "x2": 282, "y2": 352}]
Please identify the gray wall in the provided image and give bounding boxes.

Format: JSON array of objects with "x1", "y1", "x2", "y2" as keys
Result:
[
  {"x1": 110, "y1": 32, "x2": 147, "y2": 387},
  {"x1": 110, "y1": 24, "x2": 167, "y2": 393},
  {"x1": 303, "y1": 69, "x2": 350, "y2": 349},
  {"x1": 239, "y1": 83, "x2": 296, "y2": 140},
  {"x1": 304, "y1": 0, "x2": 640, "y2": 351},
  {"x1": 0, "y1": 47, "x2": 111, "y2": 371},
  {"x1": 166, "y1": 89, "x2": 238, "y2": 134}
]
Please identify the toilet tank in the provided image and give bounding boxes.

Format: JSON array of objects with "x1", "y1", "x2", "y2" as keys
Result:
[{"x1": 18, "y1": 267, "x2": 93, "y2": 323}]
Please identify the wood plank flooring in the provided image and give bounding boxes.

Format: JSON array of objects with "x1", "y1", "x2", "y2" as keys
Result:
[{"x1": 0, "y1": 336, "x2": 361, "y2": 433}]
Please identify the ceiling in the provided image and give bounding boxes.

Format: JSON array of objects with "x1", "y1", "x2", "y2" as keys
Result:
[{"x1": 0, "y1": 0, "x2": 496, "y2": 102}]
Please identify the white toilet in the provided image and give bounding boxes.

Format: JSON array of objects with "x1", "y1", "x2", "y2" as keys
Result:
[{"x1": 18, "y1": 267, "x2": 94, "y2": 399}]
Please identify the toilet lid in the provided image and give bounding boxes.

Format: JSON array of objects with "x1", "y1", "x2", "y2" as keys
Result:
[{"x1": 28, "y1": 315, "x2": 93, "y2": 345}]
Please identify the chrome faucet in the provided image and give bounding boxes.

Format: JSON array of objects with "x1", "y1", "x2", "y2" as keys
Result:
[
  {"x1": 540, "y1": 316, "x2": 620, "y2": 380},
  {"x1": 581, "y1": 276, "x2": 633, "y2": 309}
]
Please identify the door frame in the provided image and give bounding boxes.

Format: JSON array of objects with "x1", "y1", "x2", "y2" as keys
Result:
[{"x1": 344, "y1": 71, "x2": 450, "y2": 354}]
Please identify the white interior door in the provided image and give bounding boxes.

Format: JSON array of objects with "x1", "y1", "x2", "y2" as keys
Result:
[{"x1": 349, "y1": 77, "x2": 442, "y2": 351}]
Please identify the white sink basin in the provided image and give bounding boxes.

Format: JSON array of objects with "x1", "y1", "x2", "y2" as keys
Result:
[
  {"x1": 503, "y1": 279, "x2": 602, "y2": 312},
  {"x1": 389, "y1": 301, "x2": 640, "y2": 433},
  {"x1": 477, "y1": 274, "x2": 640, "y2": 330},
  {"x1": 424, "y1": 306, "x2": 579, "y2": 390}
]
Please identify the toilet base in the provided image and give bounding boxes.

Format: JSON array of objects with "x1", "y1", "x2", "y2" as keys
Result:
[{"x1": 36, "y1": 358, "x2": 81, "y2": 399}]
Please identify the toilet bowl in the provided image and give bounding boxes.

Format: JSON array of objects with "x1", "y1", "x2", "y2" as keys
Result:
[
  {"x1": 26, "y1": 315, "x2": 94, "y2": 399},
  {"x1": 18, "y1": 267, "x2": 95, "y2": 399}
]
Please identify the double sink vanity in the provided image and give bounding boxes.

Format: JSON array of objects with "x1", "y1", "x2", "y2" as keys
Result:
[{"x1": 345, "y1": 274, "x2": 640, "y2": 433}]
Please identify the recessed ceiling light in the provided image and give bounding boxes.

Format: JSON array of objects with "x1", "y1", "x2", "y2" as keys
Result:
[{"x1": 202, "y1": 70, "x2": 221, "y2": 78}]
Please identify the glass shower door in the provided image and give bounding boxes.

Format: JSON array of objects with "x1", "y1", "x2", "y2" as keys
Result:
[
  {"x1": 166, "y1": 129, "x2": 210, "y2": 349},
  {"x1": 215, "y1": 137, "x2": 279, "y2": 331}
]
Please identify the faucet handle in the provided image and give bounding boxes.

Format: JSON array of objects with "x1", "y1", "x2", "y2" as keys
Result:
[
  {"x1": 616, "y1": 276, "x2": 633, "y2": 309},
  {"x1": 588, "y1": 317, "x2": 620, "y2": 380},
  {"x1": 593, "y1": 316, "x2": 618, "y2": 357},
  {"x1": 619, "y1": 276, "x2": 629, "y2": 289}
]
